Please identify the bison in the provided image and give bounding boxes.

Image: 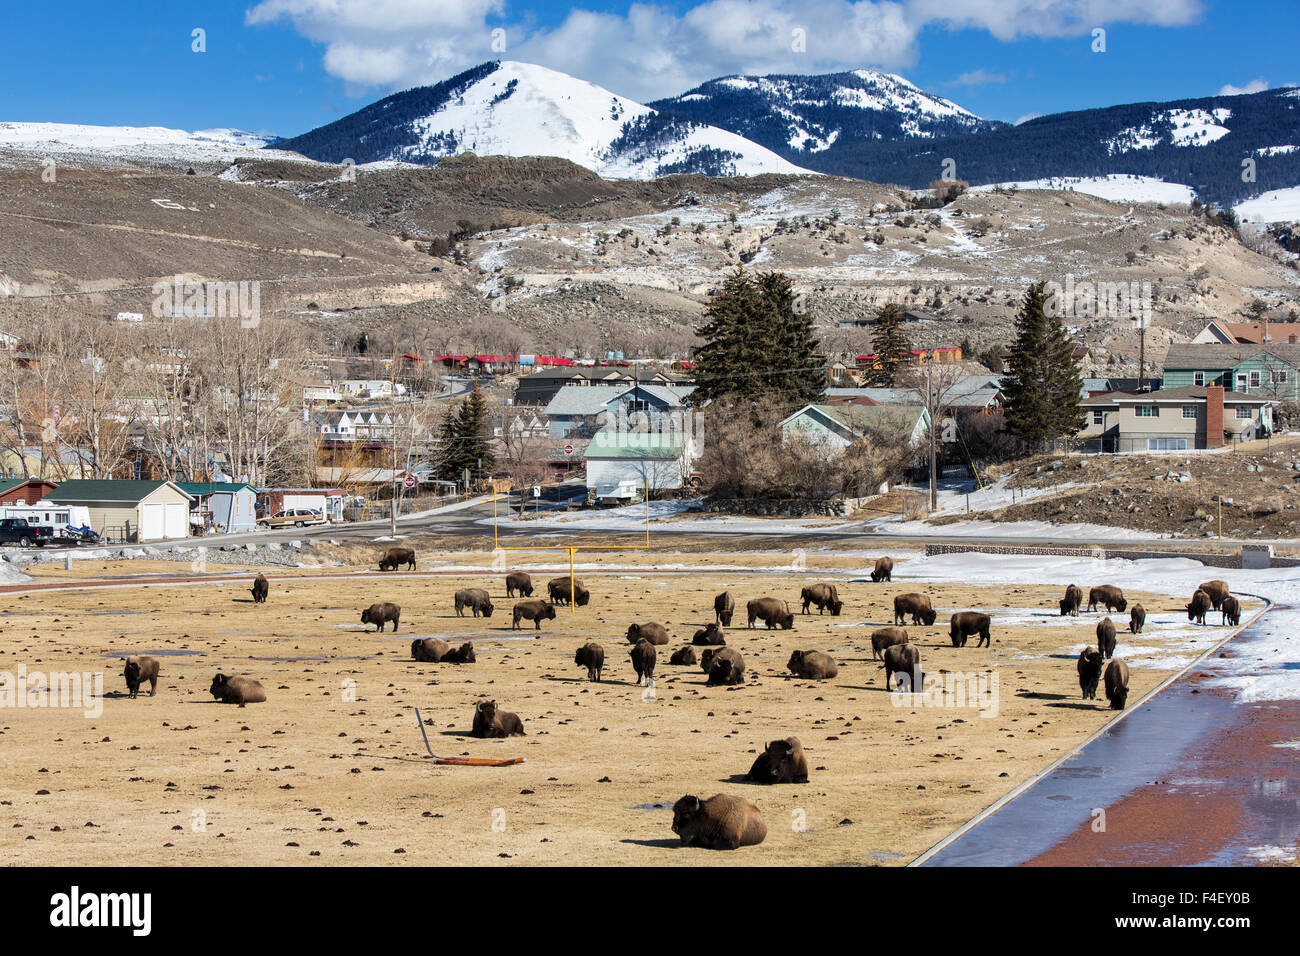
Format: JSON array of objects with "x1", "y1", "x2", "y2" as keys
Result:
[
  {"x1": 1187, "y1": 589, "x2": 1212, "y2": 625},
  {"x1": 1088, "y1": 585, "x2": 1127, "y2": 613},
  {"x1": 800, "y1": 583, "x2": 843, "y2": 616},
  {"x1": 893, "y1": 592, "x2": 936, "y2": 627},
  {"x1": 548, "y1": 577, "x2": 590, "y2": 607},
  {"x1": 882, "y1": 643, "x2": 922, "y2": 691},
  {"x1": 512, "y1": 600, "x2": 556, "y2": 631},
  {"x1": 706, "y1": 646, "x2": 745, "y2": 686},
  {"x1": 378, "y1": 547, "x2": 415, "y2": 572},
  {"x1": 700, "y1": 647, "x2": 720, "y2": 673},
  {"x1": 692, "y1": 623, "x2": 726, "y2": 646},
  {"x1": 671, "y1": 793, "x2": 766, "y2": 849},
  {"x1": 1221, "y1": 594, "x2": 1241, "y2": 627},
  {"x1": 714, "y1": 591, "x2": 735, "y2": 627},
  {"x1": 870, "y1": 626, "x2": 909, "y2": 660},
  {"x1": 747, "y1": 597, "x2": 793, "y2": 630},
  {"x1": 669, "y1": 646, "x2": 698, "y2": 666},
  {"x1": 745, "y1": 737, "x2": 809, "y2": 784},
  {"x1": 786, "y1": 649, "x2": 838, "y2": 679},
  {"x1": 1059, "y1": 584, "x2": 1082, "y2": 617},
  {"x1": 209, "y1": 673, "x2": 266, "y2": 706},
  {"x1": 472, "y1": 700, "x2": 525, "y2": 737},
  {"x1": 1104, "y1": 660, "x2": 1131, "y2": 710},
  {"x1": 630, "y1": 639, "x2": 657, "y2": 684},
  {"x1": 950, "y1": 611, "x2": 992, "y2": 648},
  {"x1": 122, "y1": 655, "x2": 159, "y2": 698},
  {"x1": 251, "y1": 574, "x2": 269, "y2": 604},
  {"x1": 454, "y1": 588, "x2": 494, "y2": 618},
  {"x1": 1129, "y1": 604, "x2": 1146, "y2": 634},
  {"x1": 870, "y1": 556, "x2": 893, "y2": 583},
  {"x1": 361, "y1": 602, "x2": 401, "y2": 632},
  {"x1": 626, "y1": 621, "x2": 670, "y2": 646},
  {"x1": 1198, "y1": 579, "x2": 1230, "y2": 611},
  {"x1": 411, "y1": 638, "x2": 475, "y2": 663},
  {"x1": 575, "y1": 642, "x2": 605, "y2": 682},
  {"x1": 1097, "y1": 617, "x2": 1117, "y2": 659},
  {"x1": 505, "y1": 571, "x2": 534, "y2": 598},
  {"x1": 1077, "y1": 648, "x2": 1103, "y2": 700}
]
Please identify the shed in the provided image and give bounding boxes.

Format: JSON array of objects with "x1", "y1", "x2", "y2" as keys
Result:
[
  {"x1": 48, "y1": 480, "x2": 193, "y2": 542},
  {"x1": 176, "y1": 482, "x2": 258, "y2": 533}
]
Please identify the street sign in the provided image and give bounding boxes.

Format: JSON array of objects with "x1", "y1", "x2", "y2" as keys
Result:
[
  {"x1": 532, "y1": 486, "x2": 541, "y2": 498},
  {"x1": 403, "y1": 475, "x2": 417, "y2": 490},
  {"x1": 564, "y1": 443, "x2": 574, "y2": 456}
]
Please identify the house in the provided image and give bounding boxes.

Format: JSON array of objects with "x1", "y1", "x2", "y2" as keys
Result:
[
  {"x1": 1192, "y1": 319, "x2": 1300, "y2": 345},
  {"x1": 176, "y1": 482, "x2": 258, "y2": 534},
  {"x1": 48, "y1": 480, "x2": 194, "y2": 542},
  {"x1": 0, "y1": 329, "x2": 19, "y2": 350},
  {"x1": 544, "y1": 383, "x2": 694, "y2": 439},
  {"x1": 824, "y1": 375, "x2": 1001, "y2": 413},
  {"x1": 780, "y1": 404, "x2": 930, "y2": 453},
  {"x1": 514, "y1": 365, "x2": 679, "y2": 405},
  {"x1": 1162, "y1": 343, "x2": 1300, "y2": 402},
  {"x1": 0, "y1": 477, "x2": 59, "y2": 506},
  {"x1": 258, "y1": 488, "x2": 347, "y2": 522},
  {"x1": 337, "y1": 380, "x2": 406, "y2": 400},
  {"x1": 1077, "y1": 385, "x2": 1275, "y2": 452},
  {"x1": 583, "y1": 428, "x2": 699, "y2": 500}
]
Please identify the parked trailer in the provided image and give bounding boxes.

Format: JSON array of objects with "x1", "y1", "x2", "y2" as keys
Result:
[{"x1": 0, "y1": 502, "x2": 97, "y2": 543}]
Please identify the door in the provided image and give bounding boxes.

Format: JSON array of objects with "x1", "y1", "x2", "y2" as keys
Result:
[
  {"x1": 139, "y1": 503, "x2": 164, "y2": 541},
  {"x1": 163, "y1": 502, "x2": 187, "y2": 539}
]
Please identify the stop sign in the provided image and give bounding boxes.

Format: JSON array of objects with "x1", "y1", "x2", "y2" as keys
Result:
[
  {"x1": 403, "y1": 475, "x2": 417, "y2": 489},
  {"x1": 564, "y1": 443, "x2": 574, "y2": 455}
]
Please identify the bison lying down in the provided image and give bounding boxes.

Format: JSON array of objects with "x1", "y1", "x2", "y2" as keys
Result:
[
  {"x1": 472, "y1": 700, "x2": 525, "y2": 737},
  {"x1": 692, "y1": 623, "x2": 726, "y2": 645},
  {"x1": 209, "y1": 673, "x2": 266, "y2": 706},
  {"x1": 626, "y1": 621, "x2": 670, "y2": 645},
  {"x1": 746, "y1": 737, "x2": 809, "y2": 784},
  {"x1": 671, "y1": 793, "x2": 766, "y2": 849},
  {"x1": 786, "y1": 649, "x2": 838, "y2": 679},
  {"x1": 411, "y1": 638, "x2": 475, "y2": 663}
]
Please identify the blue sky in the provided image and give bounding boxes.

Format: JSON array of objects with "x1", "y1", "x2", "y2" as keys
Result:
[{"x1": 0, "y1": 0, "x2": 1293, "y2": 136}]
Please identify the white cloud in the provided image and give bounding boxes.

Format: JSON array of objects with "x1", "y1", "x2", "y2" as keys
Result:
[
  {"x1": 1217, "y1": 77, "x2": 1269, "y2": 96},
  {"x1": 948, "y1": 69, "x2": 1007, "y2": 86},
  {"x1": 246, "y1": 0, "x2": 1209, "y2": 103},
  {"x1": 1014, "y1": 112, "x2": 1041, "y2": 125}
]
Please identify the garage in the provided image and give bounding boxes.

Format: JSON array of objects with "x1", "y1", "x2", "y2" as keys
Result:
[{"x1": 48, "y1": 480, "x2": 195, "y2": 544}]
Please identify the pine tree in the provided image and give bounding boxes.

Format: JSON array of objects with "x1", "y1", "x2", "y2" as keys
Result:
[
  {"x1": 1001, "y1": 282, "x2": 1085, "y2": 451},
  {"x1": 866, "y1": 303, "x2": 912, "y2": 387},
  {"x1": 436, "y1": 388, "x2": 496, "y2": 484},
  {"x1": 755, "y1": 270, "x2": 826, "y2": 407}
]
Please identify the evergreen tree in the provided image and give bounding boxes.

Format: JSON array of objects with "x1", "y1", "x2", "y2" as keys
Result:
[
  {"x1": 436, "y1": 388, "x2": 496, "y2": 485},
  {"x1": 1001, "y1": 282, "x2": 1085, "y2": 451},
  {"x1": 866, "y1": 303, "x2": 912, "y2": 387},
  {"x1": 755, "y1": 270, "x2": 826, "y2": 407}
]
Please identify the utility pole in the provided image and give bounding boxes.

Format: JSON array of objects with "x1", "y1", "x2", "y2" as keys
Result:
[{"x1": 927, "y1": 362, "x2": 937, "y2": 511}]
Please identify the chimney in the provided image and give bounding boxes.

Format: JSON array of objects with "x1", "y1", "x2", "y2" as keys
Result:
[
  {"x1": 1289, "y1": 334, "x2": 1297, "y2": 345},
  {"x1": 1205, "y1": 385, "x2": 1224, "y2": 449},
  {"x1": 1262, "y1": 316, "x2": 1271, "y2": 343}
]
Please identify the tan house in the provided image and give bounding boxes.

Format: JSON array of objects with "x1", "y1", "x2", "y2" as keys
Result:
[
  {"x1": 48, "y1": 480, "x2": 193, "y2": 542},
  {"x1": 1077, "y1": 386, "x2": 1275, "y2": 452}
]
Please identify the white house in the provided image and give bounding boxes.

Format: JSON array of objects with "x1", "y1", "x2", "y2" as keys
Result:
[
  {"x1": 779, "y1": 404, "x2": 931, "y2": 453},
  {"x1": 583, "y1": 428, "x2": 699, "y2": 500}
]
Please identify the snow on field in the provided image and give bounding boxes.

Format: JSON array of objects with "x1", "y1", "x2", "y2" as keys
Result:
[
  {"x1": 872, "y1": 518, "x2": 1168, "y2": 540},
  {"x1": 481, "y1": 499, "x2": 853, "y2": 534},
  {"x1": 972, "y1": 174, "x2": 1196, "y2": 205},
  {"x1": 0, "y1": 122, "x2": 313, "y2": 168},
  {"x1": 1234, "y1": 185, "x2": 1300, "y2": 223}
]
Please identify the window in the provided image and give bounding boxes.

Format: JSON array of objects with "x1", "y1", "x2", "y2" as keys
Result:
[
  {"x1": 1092, "y1": 410, "x2": 1104, "y2": 425},
  {"x1": 1250, "y1": 370, "x2": 1262, "y2": 388},
  {"x1": 1182, "y1": 405, "x2": 1198, "y2": 419},
  {"x1": 1148, "y1": 438, "x2": 1188, "y2": 451},
  {"x1": 1273, "y1": 370, "x2": 1289, "y2": 384},
  {"x1": 1236, "y1": 406, "x2": 1253, "y2": 420},
  {"x1": 1193, "y1": 371, "x2": 1205, "y2": 386},
  {"x1": 1134, "y1": 405, "x2": 1160, "y2": 417}
]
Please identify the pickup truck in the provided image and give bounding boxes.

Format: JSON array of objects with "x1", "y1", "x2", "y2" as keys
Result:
[{"x1": 0, "y1": 518, "x2": 54, "y2": 547}]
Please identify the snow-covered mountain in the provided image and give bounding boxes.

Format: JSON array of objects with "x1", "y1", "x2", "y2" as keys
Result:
[
  {"x1": 273, "y1": 61, "x2": 811, "y2": 180},
  {"x1": 0, "y1": 122, "x2": 299, "y2": 168},
  {"x1": 650, "y1": 69, "x2": 1004, "y2": 158}
]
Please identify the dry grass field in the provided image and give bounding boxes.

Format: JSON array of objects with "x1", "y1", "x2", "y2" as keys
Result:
[{"x1": 0, "y1": 551, "x2": 1253, "y2": 866}]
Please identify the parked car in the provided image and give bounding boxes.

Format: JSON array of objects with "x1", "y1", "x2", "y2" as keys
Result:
[
  {"x1": 0, "y1": 518, "x2": 54, "y2": 547},
  {"x1": 256, "y1": 508, "x2": 326, "y2": 529}
]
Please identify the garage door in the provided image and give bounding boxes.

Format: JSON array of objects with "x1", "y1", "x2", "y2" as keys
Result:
[
  {"x1": 139, "y1": 503, "x2": 164, "y2": 541},
  {"x1": 164, "y1": 503, "x2": 187, "y2": 539}
]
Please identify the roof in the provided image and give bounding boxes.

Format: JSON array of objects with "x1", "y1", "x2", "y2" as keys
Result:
[
  {"x1": 583, "y1": 429, "x2": 686, "y2": 460},
  {"x1": 175, "y1": 482, "x2": 256, "y2": 496},
  {"x1": 783, "y1": 403, "x2": 927, "y2": 436},
  {"x1": 0, "y1": 477, "x2": 57, "y2": 497},
  {"x1": 48, "y1": 480, "x2": 192, "y2": 503},
  {"x1": 545, "y1": 384, "x2": 635, "y2": 416},
  {"x1": 1217, "y1": 321, "x2": 1300, "y2": 345},
  {"x1": 1081, "y1": 387, "x2": 1276, "y2": 407},
  {"x1": 1163, "y1": 343, "x2": 1300, "y2": 368}
]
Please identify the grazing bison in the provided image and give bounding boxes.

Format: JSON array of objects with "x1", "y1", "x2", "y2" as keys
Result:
[
  {"x1": 122, "y1": 655, "x2": 159, "y2": 698},
  {"x1": 800, "y1": 583, "x2": 843, "y2": 616},
  {"x1": 512, "y1": 600, "x2": 556, "y2": 631},
  {"x1": 378, "y1": 547, "x2": 416, "y2": 572},
  {"x1": 870, "y1": 556, "x2": 893, "y2": 583},
  {"x1": 411, "y1": 638, "x2": 475, "y2": 663},
  {"x1": 746, "y1": 737, "x2": 809, "y2": 784},
  {"x1": 1077, "y1": 648, "x2": 1104, "y2": 700},
  {"x1": 671, "y1": 793, "x2": 766, "y2": 850},
  {"x1": 882, "y1": 643, "x2": 922, "y2": 691},
  {"x1": 670, "y1": 646, "x2": 698, "y2": 666},
  {"x1": 1187, "y1": 589, "x2": 1212, "y2": 626},
  {"x1": 1104, "y1": 660, "x2": 1131, "y2": 710},
  {"x1": 547, "y1": 577, "x2": 590, "y2": 607},
  {"x1": 747, "y1": 597, "x2": 794, "y2": 630},
  {"x1": 950, "y1": 611, "x2": 992, "y2": 648},
  {"x1": 453, "y1": 588, "x2": 494, "y2": 618},
  {"x1": 1129, "y1": 604, "x2": 1146, "y2": 634},
  {"x1": 1221, "y1": 595, "x2": 1241, "y2": 627},
  {"x1": 575, "y1": 643, "x2": 605, "y2": 682},
  {"x1": 472, "y1": 700, "x2": 525, "y2": 737},
  {"x1": 1087, "y1": 585, "x2": 1127, "y2": 613},
  {"x1": 209, "y1": 673, "x2": 266, "y2": 706},
  {"x1": 1198, "y1": 579, "x2": 1231, "y2": 611},
  {"x1": 893, "y1": 592, "x2": 936, "y2": 627},
  {"x1": 706, "y1": 647, "x2": 746, "y2": 686},
  {"x1": 251, "y1": 574, "x2": 269, "y2": 604},
  {"x1": 714, "y1": 591, "x2": 735, "y2": 627},
  {"x1": 1059, "y1": 584, "x2": 1082, "y2": 617},
  {"x1": 629, "y1": 639, "x2": 657, "y2": 683},
  {"x1": 505, "y1": 571, "x2": 534, "y2": 598},
  {"x1": 626, "y1": 621, "x2": 670, "y2": 646},
  {"x1": 1097, "y1": 617, "x2": 1117, "y2": 659},
  {"x1": 692, "y1": 623, "x2": 726, "y2": 646},
  {"x1": 786, "y1": 650, "x2": 838, "y2": 679},
  {"x1": 870, "y1": 626, "x2": 909, "y2": 660},
  {"x1": 361, "y1": 602, "x2": 401, "y2": 632}
]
